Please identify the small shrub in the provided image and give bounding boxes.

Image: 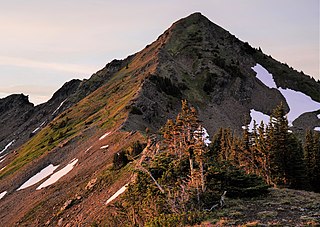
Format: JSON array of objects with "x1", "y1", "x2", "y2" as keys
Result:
[
  {"x1": 146, "y1": 211, "x2": 207, "y2": 227},
  {"x1": 130, "y1": 140, "x2": 145, "y2": 157},
  {"x1": 113, "y1": 150, "x2": 129, "y2": 170},
  {"x1": 130, "y1": 106, "x2": 143, "y2": 115},
  {"x1": 149, "y1": 75, "x2": 181, "y2": 97}
]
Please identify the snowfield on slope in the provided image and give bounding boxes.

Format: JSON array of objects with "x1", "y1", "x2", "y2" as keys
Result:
[
  {"x1": 0, "y1": 156, "x2": 6, "y2": 163},
  {"x1": 105, "y1": 183, "x2": 129, "y2": 205},
  {"x1": 0, "y1": 140, "x2": 15, "y2": 155},
  {"x1": 0, "y1": 191, "x2": 7, "y2": 200},
  {"x1": 52, "y1": 99, "x2": 67, "y2": 115},
  {"x1": 85, "y1": 146, "x2": 93, "y2": 153},
  {"x1": 17, "y1": 164, "x2": 59, "y2": 191},
  {"x1": 99, "y1": 132, "x2": 111, "y2": 140},
  {"x1": 36, "y1": 159, "x2": 78, "y2": 190},
  {"x1": 278, "y1": 88, "x2": 320, "y2": 126},
  {"x1": 252, "y1": 64, "x2": 277, "y2": 89},
  {"x1": 249, "y1": 109, "x2": 270, "y2": 131},
  {"x1": 252, "y1": 64, "x2": 320, "y2": 126},
  {"x1": 32, "y1": 121, "x2": 46, "y2": 134}
]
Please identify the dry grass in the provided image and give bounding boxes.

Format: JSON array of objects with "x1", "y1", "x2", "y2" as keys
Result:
[{"x1": 201, "y1": 188, "x2": 320, "y2": 226}]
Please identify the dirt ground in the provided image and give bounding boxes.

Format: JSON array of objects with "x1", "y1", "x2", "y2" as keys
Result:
[{"x1": 199, "y1": 188, "x2": 320, "y2": 226}]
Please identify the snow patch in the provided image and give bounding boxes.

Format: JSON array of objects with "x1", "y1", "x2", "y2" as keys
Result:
[
  {"x1": 252, "y1": 64, "x2": 320, "y2": 125},
  {"x1": 0, "y1": 191, "x2": 7, "y2": 200},
  {"x1": 17, "y1": 164, "x2": 59, "y2": 191},
  {"x1": 0, "y1": 166, "x2": 6, "y2": 172},
  {"x1": 194, "y1": 127, "x2": 211, "y2": 146},
  {"x1": 99, "y1": 132, "x2": 111, "y2": 140},
  {"x1": 32, "y1": 121, "x2": 47, "y2": 134},
  {"x1": 36, "y1": 159, "x2": 78, "y2": 190},
  {"x1": 249, "y1": 109, "x2": 270, "y2": 131},
  {"x1": 105, "y1": 183, "x2": 128, "y2": 205},
  {"x1": 279, "y1": 88, "x2": 320, "y2": 125},
  {"x1": 317, "y1": 114, "x2": 320, "y2": 119},
  {"x1": 52, "y1": 99, "x2": 67, "y2": 115},
  {"x1": 85, "y1": 146, "x2": 93, "y2": 153},
  {"x1": 0, "y1": 140, "x2": 15, "y2": 155},
  {"x1": 32, "y1": 127, "x2": 40, "y2": 134},
  {"x1": 314, "y1": 127, "x2": 320, "y2": 132},
  {"x1": 0, "y1": 157, "x2": 6, "y2": 163},
  {"x1": 100, "y1": 145, "x2": 109, "y2": 149},
  {"x1": 252, "y1": 64, "x2": 277, "y2": 89}
]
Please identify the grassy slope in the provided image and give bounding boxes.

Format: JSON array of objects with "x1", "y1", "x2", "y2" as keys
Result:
[{"x1": 0, "y1": 41, "x2": 158, "y2": 181}]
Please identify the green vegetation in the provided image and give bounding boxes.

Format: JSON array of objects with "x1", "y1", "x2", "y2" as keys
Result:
[
  {"x1": 106, "y1": 101, "x2": 268, "y2": 226},
  {"x1": 304, "y1": 130, "x2": 320, "y2": 192},
  {"x1": 112, "y1": 140, "x2": 146, "y2": 170},
  {"x1": 149, "y1": 75, "x2": 181, "y2": 98},
  {"x1": 210, "y1": 103, "x2": 308, "y2": 189},
  {"x1": 103, "y1": 101, "x2": 320, "y2": 226},
  {"x1": 0, "y1": 56, "x2": 144, "y2": 180}
]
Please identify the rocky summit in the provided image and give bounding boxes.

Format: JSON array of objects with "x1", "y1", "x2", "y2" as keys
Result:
[{"x1": 0, "y1": 13, "x2": 319, "y2": 226}]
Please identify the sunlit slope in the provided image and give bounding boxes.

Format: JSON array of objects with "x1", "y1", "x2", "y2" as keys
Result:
[{"x1": 0, "y1": 39, "x2": 160, "y2": 180}]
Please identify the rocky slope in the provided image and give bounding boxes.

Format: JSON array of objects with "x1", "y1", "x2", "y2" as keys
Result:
[{"x1": 0, "y1": 12, "x2": 319, "y2": 226}]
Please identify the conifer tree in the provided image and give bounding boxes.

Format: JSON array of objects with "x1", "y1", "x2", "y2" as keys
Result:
[
  {"x1": 194, "y1": 125, "x2": 208, "y2": 192},
  {"x1": 304, "y1": 130, "x2": 320, "y2": 192},
  {"x1": 312, "y1": 133, "x2": 320, "y2": 192},
  {"x1": 304, "y1": 130, "x2": 314, "y2": 187},
  {"x1": 268, "y1": 103, "x2": 289, "y2": 185},
  {"x1": 267, "y1": 103, "x2": 306, "y2": 187}
]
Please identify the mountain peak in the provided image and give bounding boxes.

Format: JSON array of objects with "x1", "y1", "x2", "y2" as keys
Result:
[
  {"x1": 179, "y1": 12, "x2": 208, "y2": 23},
  {"x1": 169, "y1": 12, "x2": 221, "y2": 33}
]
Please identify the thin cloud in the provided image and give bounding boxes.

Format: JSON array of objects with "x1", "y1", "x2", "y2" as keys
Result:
[{"x1": 0, "y1": 56, "x2": 96, "y2": 75}]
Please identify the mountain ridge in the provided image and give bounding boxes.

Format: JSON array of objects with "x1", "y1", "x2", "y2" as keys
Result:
[{"x1": 0, "y1": 12, "x2": 319, "y2": 226}]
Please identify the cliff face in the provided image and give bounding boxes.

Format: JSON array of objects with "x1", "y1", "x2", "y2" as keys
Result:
[
  {"x1": 0, "y1": 12, "x2": 319, "y2": 226},
  {"x1": 124, "y1": 13, "x2": 291, "y2": 135}
]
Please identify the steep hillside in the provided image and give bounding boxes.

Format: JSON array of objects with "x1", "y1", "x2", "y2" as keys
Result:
[
  {"x1": 0, "y1": 55, "x2": 133, "y2": 156},
  {"x1": 0, "y1": 12, "x2": 319, "y2": 226},
  {"x1": 0, "y1": 26, "x2": 160, "y2": 226},
  {"x1": 125, "y1": 13, "x2": 319, "y2": 135}
]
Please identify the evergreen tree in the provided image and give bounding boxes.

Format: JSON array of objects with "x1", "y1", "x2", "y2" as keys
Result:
[
  {"x1": 268, "y1": 103, "x2": 290, "y2": 185},
  {"x1": 285, "y1": 133, "x2": 307, "y2": 189},
  {"x1": 267, "y1": 103, "x2": 306, "y2": 187},
  {"x1": 312, "y1": 133, "x2": 320, "y2": 192},
  {"x1": 304, "y1": 130, "x2": 314, "y2": 188},
  {"x1": 304, "y1": 130, "x2": 320, "y2": 192},
  {"x1": 119, "y1": 100, "x2": 269, "y2": 226}
]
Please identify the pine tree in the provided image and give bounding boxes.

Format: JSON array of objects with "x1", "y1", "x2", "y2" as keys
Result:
[
  {"x1": 255, "y1": 121, "x2": 273, "y2": 186},
  {"x1": 267, "y1": 103, "x2": 306, "y2": 187},
  {"x1": 304, "y1": 130, "x2": 320, "y2": 192},
  {"x1": 285, "y1": 133, "x2": 307, "y2": 189},
  {"x1": 268, "y1": 103, "x2": 289, "y2": 185},
  {"x1": 193, "y1": 125, "x2": 208, "y2": 192},
  {"x1": 304, "y1": 130, "x2": 314, "y2": 188},
  {"x1": 312, "y1": 133, "x2": 320, "y2": 192}
]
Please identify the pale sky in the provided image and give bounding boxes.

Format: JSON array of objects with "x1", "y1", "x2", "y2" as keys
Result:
[{"x1": 0, "y1": 0, "x2": 319, "y2": 105}]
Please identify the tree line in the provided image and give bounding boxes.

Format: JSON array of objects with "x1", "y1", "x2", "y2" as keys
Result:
[
  {"x1": 109, "y1": 100, "x2": 319, "y2": 226},
  {"x1": 211, "y1": 103, "x2": 319, "y2": 192}
]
